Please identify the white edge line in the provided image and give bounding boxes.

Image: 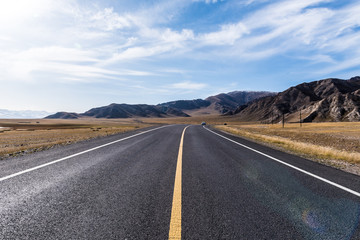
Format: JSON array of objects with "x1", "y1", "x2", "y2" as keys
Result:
[
  {"x1": 0, "y1": 125, "x2": 170, "y2": 183},
  {"x1": 204, "y1": 126, "x2": 360, "y2": 198}
]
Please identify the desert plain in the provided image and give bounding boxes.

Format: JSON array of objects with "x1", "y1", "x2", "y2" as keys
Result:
[{"x1": 1, "y1": 116, "x2": 360, "y2": 175}]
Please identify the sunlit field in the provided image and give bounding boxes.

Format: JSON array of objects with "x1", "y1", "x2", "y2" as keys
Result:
[
  {"x1": 215, "y1": 122, "x2": 360, "y2": 173},
  {"x1": 0, "y1": 118, "x2": 152, "y2": 159},
  {"x1": 140, "y1": 115, "x2": 247, "y2": 125},
  {"x1": 0, "y1": 115, "x2": 238, "y2": 159},
  {"x1": 2, "y1": 116, "x2": 360, "y2": 175},
  {"x1": 145, "y1": 116, "x2": 360, "y2": 165}
]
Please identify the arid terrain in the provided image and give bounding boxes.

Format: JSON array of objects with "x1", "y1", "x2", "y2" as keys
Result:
[
  {"x1": 141, "y1": 116, "x2": 360, "y2": 174},
  {"x1": 0, "y1": 118, "x2": 152, "y2": 159},
  {"x1": 45, "y1": 91, "x2": 275, "y2": 119},
  {"x1": 2, "y1": 116, "x2": 360, "y2": 175},
  {"x1": 232, "y1": 77, "x2": 360, "y2": 122},
  {"x1": 215, "y1": 122, "x2": 360, "y2": 175}
]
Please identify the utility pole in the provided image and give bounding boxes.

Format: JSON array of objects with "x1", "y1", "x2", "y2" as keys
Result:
[
  {"x1": 282, "y1": 113, "x2": 285, "y2": 128},
  {"x1": 300, "y1": 109, "x2": 302, "y2": 127}
]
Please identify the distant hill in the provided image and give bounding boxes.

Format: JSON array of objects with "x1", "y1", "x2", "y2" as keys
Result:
[
  {"x1": 45, "y1": 112, "x2": 81, "y2": 119},
  {"x1": 0, "y1": 109, "x2": 52, "y2": 119},
  {"x1": 46, "y1": 91, "x2": 276, "y2": 119},
  {"x1": 232, "y1": 76, "x2": 360, "y2": 122},
  {"x1": 205, "y1": 91, "x2": 276, "y2": 114},
  {"x1": 82, "y1": 103, "x2": 189, "y2": 118},
  {"x1": 157, "y1": 99, "x2": 210, "y2": 111},
  {"x1": 45, "y1": 103, "x2": 189, "y2": 119},
  {"x1": 158, "y1": 91, "x2": 275, "y2": 115}
]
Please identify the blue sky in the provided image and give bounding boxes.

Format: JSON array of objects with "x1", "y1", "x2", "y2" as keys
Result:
[{"x1": 1, "y1": 0, "x2": 359, "y2": 112}]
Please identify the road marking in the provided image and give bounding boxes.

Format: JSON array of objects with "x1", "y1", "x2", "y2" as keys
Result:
[
  {"x1": 204, "y1": 126, "x2": 360, "y2": 198},
  {"x1": 0, "y1": 125, "x2": 170, "y2": 183},
  {"x1": 169, "y1": 126, "x2": 189, "y2": 240}
]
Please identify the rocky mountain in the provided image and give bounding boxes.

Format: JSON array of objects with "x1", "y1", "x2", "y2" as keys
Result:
[
  {"x1": 158, "y1": 91, "x2": 275, "y2": 115},
  {"x1": 46, "y1": 103, "x2": 189, "y2": 119},
  {"x1": 46, "y1": 91, "x2": 275, "y2": 119},
  {"x1": 45, "y1": 112, "x2": 81, "y2": 119},
  {"x1": 157, "y1": 99, "x2": 210, "y2": 111},
  {"x1": 205, "y1": 91, "x2": 275, "y2": 114},
  {"x1": 82, "y1": 104, "x2": 189, "y2": 118},
  {"x1": 232, "y1": 77, "x2": 360, "y2": 122}
]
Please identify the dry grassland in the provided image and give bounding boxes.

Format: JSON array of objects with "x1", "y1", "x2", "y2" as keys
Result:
[
  {"x1": 0, "y1": 115, "x2": 235, "y2": 159},
  {"x1": 2, "y1": 114, "x2": 360, "y2": 175},
  {"x1": 141, "y1": 115, "x2": 242, "y2": 125},
  {"x1": 215, "y1": 122, "x2": 360, "y2": 173},
  {"x1": 0, "y1": 118, "x2": 152, "y2": 159}
]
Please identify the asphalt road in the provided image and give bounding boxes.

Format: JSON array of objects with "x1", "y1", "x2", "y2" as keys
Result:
[{"x1": 1, "y1": 124, "x2": 360, "y2": 239}]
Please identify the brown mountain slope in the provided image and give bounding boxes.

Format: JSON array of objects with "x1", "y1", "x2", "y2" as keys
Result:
[
  {"x1": 45, "y1": 112, "x2": 81, "y2": 119},
  {"x1": 82, "y1": 104, "x2": 189, "y2": 118},
  {"x1": 205, "y1": 91, "x2": 276, "y2": 114},
  {"x1": 233, "y1": 77, "x2": 360, "y2": 122},
  {"x1": 158, "y1": 91, "x2": 275, "y2": 116},
  {"x1": 46, "y1": 104, "x2": 189, "y2": 119},
  {"x1": 46, "y1": 91, "x2": 275, "y2": 119}
]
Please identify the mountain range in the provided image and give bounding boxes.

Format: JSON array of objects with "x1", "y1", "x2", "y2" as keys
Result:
[
  {"x1": 45, "y1": 76, "x2": 360, "y2": 122},
  {"x1": 158, "y1": 91, "x2": 274, "y2": 115},
  {"x1": 45, "y1": 91, "x2": 274, "y2": 119},
  {"x1": 231, "y1": 76, "x2": 360, "y2": 122}
]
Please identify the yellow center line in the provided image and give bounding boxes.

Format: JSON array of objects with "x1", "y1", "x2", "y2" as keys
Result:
[{"x1": 169, "y1": 126, "x2": 189, "y2": 240}]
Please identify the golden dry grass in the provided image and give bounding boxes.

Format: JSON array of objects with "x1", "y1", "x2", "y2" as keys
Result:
[
  {"x1": 140, "y1": 114, "x2": 245, "y2": 125},
  {"x1": 0, "y1": 115, "x2": 233, "y2": 159},
  {"x1": 0, "y1": 118, "x2": 152, "y2": 159},
  {"x1": 3, "y1": 114, "x2": 360, "y2": 168},
  {"x1": 215, "y1": 122, "x2": 360, "y2": 164}
]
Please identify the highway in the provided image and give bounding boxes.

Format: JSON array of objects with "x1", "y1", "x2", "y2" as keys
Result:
[{"x1": 1, "y1": 125, "x2": 360, "y2": 239}]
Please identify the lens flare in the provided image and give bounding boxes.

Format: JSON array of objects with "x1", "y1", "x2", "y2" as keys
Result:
[{"x1": 302, "y1": 209, "x2": 326, "y2": 234}]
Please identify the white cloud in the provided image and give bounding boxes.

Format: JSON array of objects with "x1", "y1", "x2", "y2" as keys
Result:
[
  {"x1": 193, "y1": 0, "x2": 224, "y2": 4},
  {"x1": 157, "y1": 68, "x2": 188, "y2": 75},
  {"x1": 108, "y1": 45, "x2": 170, "y2": 62},
  {"x1": 2, "y1": 0, "x2": 360, "y2": 112},
  {"x1": 238, "y1": 0, "x2": 334, "y2": 47},
  {"x1": 241, "y1": 0, "x2": 265, "y2": 5},
  {"x1": 0, "y1": 46, "x2": 98, "y2": 81},
  {"x1": 90, "y1": 8, "x2": 132, "y2": 31},
  {"x1": 170, "y1": 81, "x2": 207, "y2": 90},
  {"x1": 200, "y1": 22, "x2": 249, "y2": 45},
  {"x1": 299, "y1": 54, "x2": 335, "y2": 64},
  {"x1": 0, "y1": 45, "x2": 156, "y2": 84},
  {"x1": 161, "y1": 28, "x2": 195, "y2": 43},
  {"x1": 194, "y1": 0, "x2": 360, "y2": 67},
  {"x1": 0, "y1": 0, "x2": 54, "y2": 24},
  {"x1": 106, "y1": 27, "x2": 195, "y2": 63},
  {"x1": 316, "y1": 56, "x2": 360, "y2": 76},
  {"x1": 138, "y1": 27, "x2": 194, "y2": 49},
  {"x1": 0, "y1": 0, "x2": 167, "y2": 84}
]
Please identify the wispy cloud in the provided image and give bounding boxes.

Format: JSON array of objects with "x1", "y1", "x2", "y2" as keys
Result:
[
  {"x1": 4, "y1": 0, "x2": 358, "y2": 78},
  {"x1": 200, "y1": 22, "x2": 249, "y2": 45},
  {"x1": 170, "y1": 81, "x2": 208, "y2": 90},
  {"x1": 193, "y1": 0, "x2": 224, "y2": 3},
  {"x1": 1, "y1": 0, "x2": 360, "y2": 111},
  {"x1": 89, "y1": 8, "x2": 133, "y2": 31},
  {"x1": 191, "y1": 0, "x2": 360, "y2": 73},
  {"x1": 0, "y1": 45, "x2": 156, "y2": 83}
]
